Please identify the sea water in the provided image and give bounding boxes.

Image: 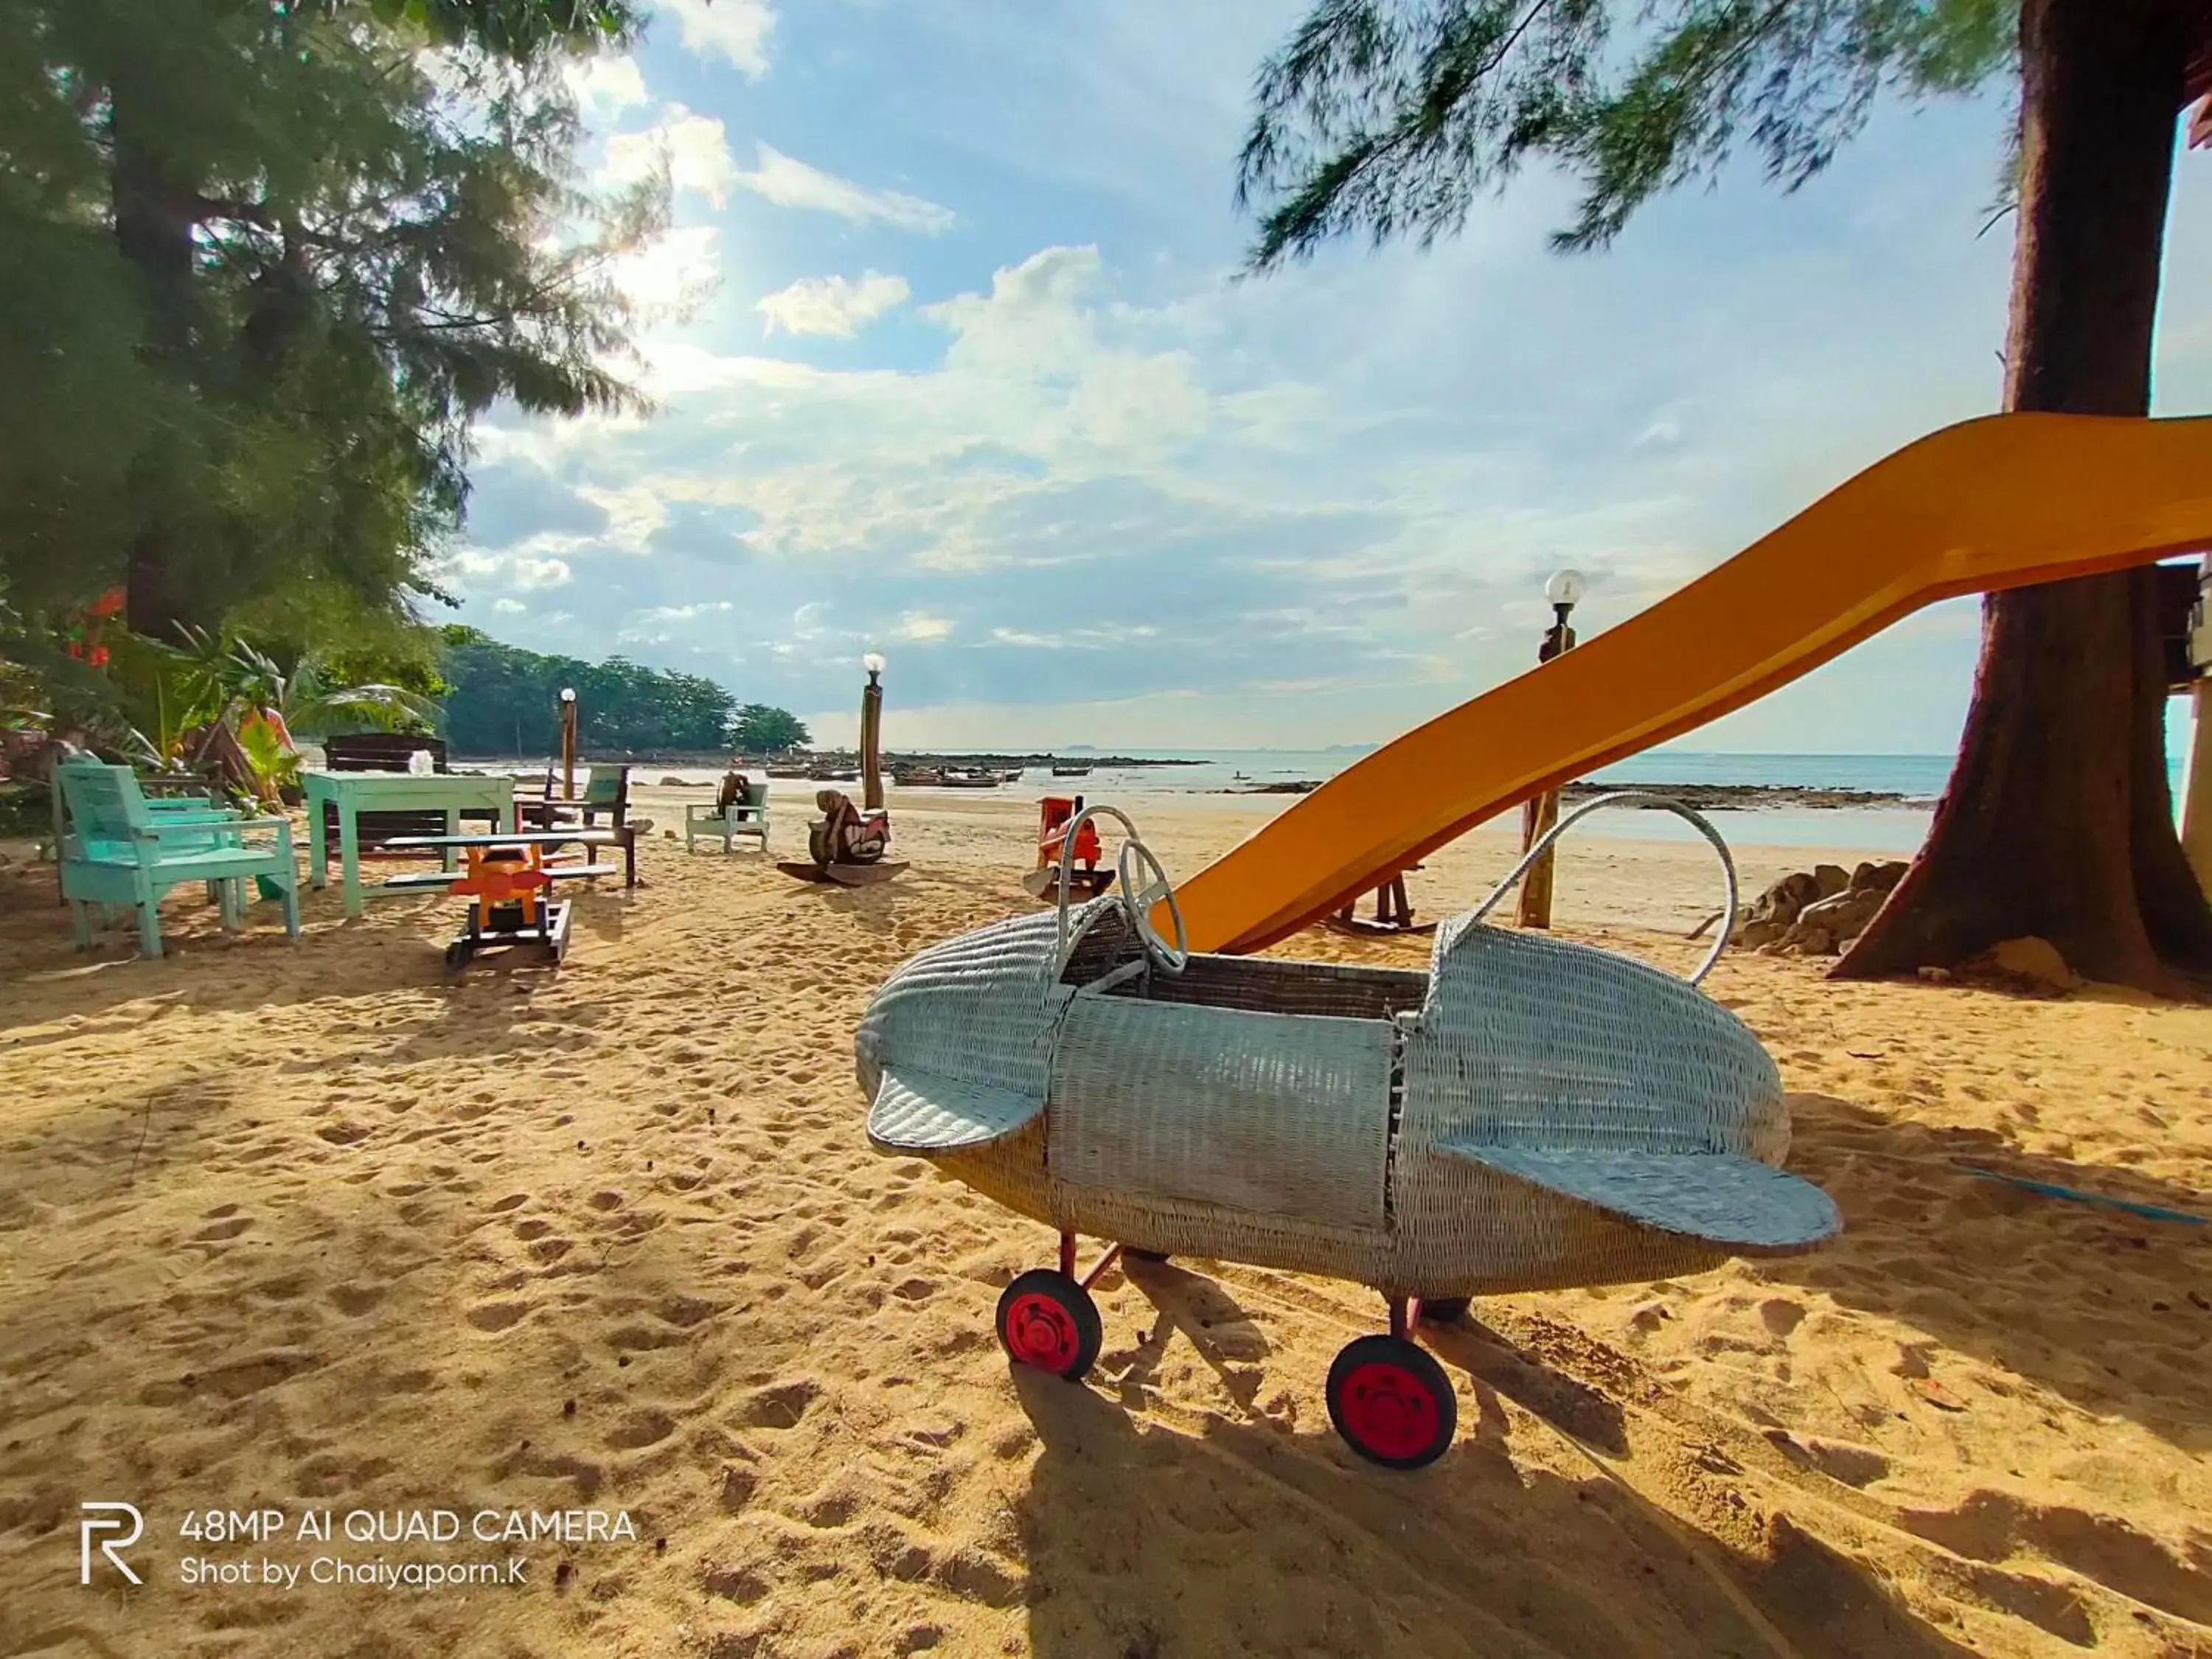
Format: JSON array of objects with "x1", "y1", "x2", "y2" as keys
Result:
[
  {"x1": 951, "y1": 747, "x2": 2192, "y2": 853},
  {"x1": 553, "y1": 745, "x2": 2195, "y2": 856}
]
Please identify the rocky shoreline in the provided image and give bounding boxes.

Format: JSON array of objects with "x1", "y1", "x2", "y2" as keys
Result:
[
  {"x1": 1211, "y1": 779, "x2": 1938, "y2": 805},
  {"x1": 1559, "y1": 782, "x2": 1933, "y2": 811}
]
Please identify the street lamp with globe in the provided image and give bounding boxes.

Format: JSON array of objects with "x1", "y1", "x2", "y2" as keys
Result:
[
  {"x1": 1520, "y1": 570, "x2": 1587, "y2": 926},
  {"x1": 1542, "y1": 569, "x2": 1586, "y2": 660}
]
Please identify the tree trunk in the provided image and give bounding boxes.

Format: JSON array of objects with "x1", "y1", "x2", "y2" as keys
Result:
[
  {"x1": 1835, "y1": 0, "x2": 2212, "y2": 992},
  {"x1": 110, "y1": 86, "x2": 200, "y2": 642}
]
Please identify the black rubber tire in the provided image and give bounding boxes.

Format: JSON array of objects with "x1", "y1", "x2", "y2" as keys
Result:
[
  {"x1": 995, "y1": 1268, "x2": 1103, "y2": 1382},
  {"x1": 1418, "y1": 1296, "x2": 1472, "y2": 1324},
  {"x1": 1326, "y1": 1333, "x2": 1457, "y2": 1470},
  {"x1": 443, "y1": 940, "x2": 467, "y2": 970}
]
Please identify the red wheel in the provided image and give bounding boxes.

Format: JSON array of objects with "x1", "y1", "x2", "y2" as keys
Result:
[
  {"x1": 995, "y1": 1268, "x2": 1102, "y2": 1381},
  {"x1": 1326, "y1": 1334, "x2": 1456, "y2": 1470}
]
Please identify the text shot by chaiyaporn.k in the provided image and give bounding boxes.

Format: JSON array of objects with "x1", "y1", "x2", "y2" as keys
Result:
[{"x1": 77, "y1": 1503, "x2": 643, "y2": 1592}]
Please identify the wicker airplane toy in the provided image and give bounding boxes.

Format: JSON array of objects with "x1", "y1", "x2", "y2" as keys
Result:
[{"x1": 854, "y1": 797, "x2": 1840, "y2": 1469}]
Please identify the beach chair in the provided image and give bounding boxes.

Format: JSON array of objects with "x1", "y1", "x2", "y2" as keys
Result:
[
  {"x1": 50, "y1": 758, "x2": 240, "y2": 905},
  {"x1": 686, "y1": 780, "x2": 771, "y2": 853},
  {"x1": 519, "y1": 764, "x2": 637, "y2": 884},
  {"x1": 55, "y1": 760, "x2": 300, "y2": 958}
]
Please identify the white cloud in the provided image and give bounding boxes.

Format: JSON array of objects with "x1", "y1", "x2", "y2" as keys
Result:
[
  {"x1": 512, "y1": 557, "x2": 573, "y2": 590},
  {"x1": 608, "y1": 223, "x2": 723, "y2": 316},
  {"x1": 989, "y1": 623, "x2": 1160, "y2": 650},
  {"x1": 757, "y1": 272, "x2": 912, "y2": 338},
  {"x1": 617, "y1": 600, "x2": 734, "y2": 645},
  {"x1": 566, "y1": 55, "x2": 650, "y2": 119},
  {"x1": 731, "y1": 144, "x2": 953, "y2": 232},
  {"x1": 602, "y1": 105, "x2": 737, "y2": 206},
  {"x1": 583, "y1": 246, "x2": 1317, "y2": 583},
  {"x1": 894, "y1": 611, "x2": 953, "y2": 641},
  {"x1": 493, "y1": 597, "x2": 528, "y2": 614},
  {"x1": 573, "y1": 484, "x2": 670, "y2": 552},
  {"x1": 653, "y1": 0, "x2": 776, "y2": 77}
]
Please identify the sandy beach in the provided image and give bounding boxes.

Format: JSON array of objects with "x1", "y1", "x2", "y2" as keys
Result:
[{"x1": 2, "y1": 781, "x2": 2208, "y2": 1658}]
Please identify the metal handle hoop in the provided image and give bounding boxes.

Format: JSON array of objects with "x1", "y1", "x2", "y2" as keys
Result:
[{"x1": 1466, "y1": 791, "x2": 1740, "y2": 987}]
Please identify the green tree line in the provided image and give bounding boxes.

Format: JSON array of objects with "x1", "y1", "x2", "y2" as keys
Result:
[{"x1": 437, "y1": 627, "x2": 808, "y2": 754}]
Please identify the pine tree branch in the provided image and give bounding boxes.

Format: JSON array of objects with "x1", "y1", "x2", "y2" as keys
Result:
[{"x1": 190, "y1": 194, "x2": 278, "y2": 230}]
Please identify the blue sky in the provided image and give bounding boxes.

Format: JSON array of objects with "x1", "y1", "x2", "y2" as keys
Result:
[{"x1": 449, "y1": 1, "x2": 2212, "y2": 753}]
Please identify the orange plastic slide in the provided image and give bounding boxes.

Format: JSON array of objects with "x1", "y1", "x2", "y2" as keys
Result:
[{"x1": 1173, "y1": 413, "x2": 2212, "y2": 956}]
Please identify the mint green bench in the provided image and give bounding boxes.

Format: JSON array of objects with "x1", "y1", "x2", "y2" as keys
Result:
[
  {"x1": 55, "y1": 761, "x2": 301, "y2": 959},
  {"x1": 686, "y1": 781, "x2": 770, "y2": 852}
]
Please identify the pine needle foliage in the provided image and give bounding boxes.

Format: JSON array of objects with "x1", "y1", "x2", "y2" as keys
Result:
[{"x1": 1237, "y1": 1, "x2": 2017, "y2": 265}]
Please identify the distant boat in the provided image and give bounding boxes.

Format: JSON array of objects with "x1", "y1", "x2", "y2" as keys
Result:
[
  {"x1": 999, "y1": 768, "x2": 1025, "y2": 782},
  {"x1": 811, "y1": 769, "x2": 861, "y2": 783},
  {"x1": 894, "y1": 768, "x2": 944, "y2": 787},
  {"x1": 766, "y1": 765, "x2": 812, "y2": 779},
  {"x1": 1051, "y1": 765, "x2": 1091, "y2": 778},
  {"x1": 941, "y1": 771, "x2": 999, "y2": 789}
]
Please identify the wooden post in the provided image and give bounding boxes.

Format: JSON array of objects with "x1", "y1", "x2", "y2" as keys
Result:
[
  {"x1": 2182, "y1": 565, "x2": 2212, "y2": 897},
  {"x1": 559, "y1": 688, "x2": 577, "y2": 801},
  {"x1": 860, "y1": 656, "x2": 886, "y2": 813},
  {"x1": 1515, "y1": 613, "x2": 1577, "y2": 929}
]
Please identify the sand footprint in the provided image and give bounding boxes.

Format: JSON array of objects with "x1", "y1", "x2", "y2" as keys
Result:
[
  {"x1": 465, "y1": 1300, "x2": 531, "y2": 1333},
  {"x1": 329, "y1": 1283, "x2": 386, "y2": 1317},
  {"x1": 735, "y1": 1380, "x2": 818, "y2": 1429},
  {"x1": 604, "y1": 1408, "x2": 676, "y2": 1450},
  {"x1": 703, "y1": 1565, "x2": 771, "y2": 1604}
]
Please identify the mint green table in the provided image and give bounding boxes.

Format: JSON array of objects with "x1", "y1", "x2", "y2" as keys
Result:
[{"x1": 303, "y1": 770, "x2": 515, "y2": 918}]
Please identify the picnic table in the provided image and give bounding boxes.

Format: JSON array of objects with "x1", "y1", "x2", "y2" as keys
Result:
[{"x1": 303, "y1": 769, "x2": 515, "y2": 919}]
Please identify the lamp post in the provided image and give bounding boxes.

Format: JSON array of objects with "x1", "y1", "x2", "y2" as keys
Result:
[
  {"x1": 860, "y1": 653, "x2": 887, "y2": 813},
  {"x1": 1516, "y1": 570, "x2": 1585, "y2": 930},
  {"x1": 559, "y1": 686, "x2": 577, "y2": 801}
]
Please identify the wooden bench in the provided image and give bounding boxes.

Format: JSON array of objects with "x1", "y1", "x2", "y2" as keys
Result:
[
  {"x1": 321, "y1": 734, "x2": 498, "y2": 851},
  {"x1": 518, "y1": 763, "x2": 638, "y2": 886}
]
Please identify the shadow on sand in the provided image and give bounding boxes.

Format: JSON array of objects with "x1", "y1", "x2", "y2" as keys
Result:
[
  {"x1": 1007, "y1": 1268, "x2": 1980, "y2": 1659},
  {"x1": 1773, "y1": 1091, "x2": 2211, "y2": 1450}
]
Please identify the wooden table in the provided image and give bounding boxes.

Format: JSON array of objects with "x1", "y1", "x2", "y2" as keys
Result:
[{"x1": 303, "y1": 770, "x2": 515, "y2": 918}]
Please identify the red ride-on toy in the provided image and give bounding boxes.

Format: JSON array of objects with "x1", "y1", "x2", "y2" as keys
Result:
[{"x1": 1020, "y1": 794, "x2": 1117, "y2": 902}]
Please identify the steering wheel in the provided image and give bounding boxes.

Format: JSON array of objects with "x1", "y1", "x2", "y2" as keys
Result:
[
  {"x1": 1118, "y1": 837, "x2": 1188, "y2": 973},
  {"x1": 1048, "y1": 804, "x2": 1189, "y2": 978}
]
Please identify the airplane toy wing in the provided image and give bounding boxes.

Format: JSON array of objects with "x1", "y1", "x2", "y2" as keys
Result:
[
  {"x1": 1438, "y1": 1138, "x2": 1841, "y2": 1254},
  {"x1": 866, "y1": 1066, "x2": 1046, "y2": 1156}
]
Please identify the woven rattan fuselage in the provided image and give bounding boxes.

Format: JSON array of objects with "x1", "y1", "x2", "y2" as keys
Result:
[{"x1": 856, "y1": 900, "x2": 1792, "y2": 1298}]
